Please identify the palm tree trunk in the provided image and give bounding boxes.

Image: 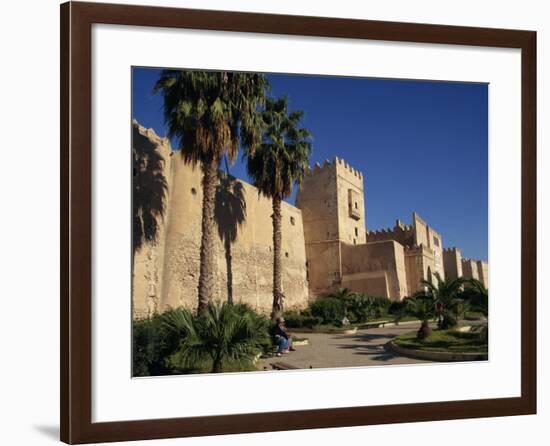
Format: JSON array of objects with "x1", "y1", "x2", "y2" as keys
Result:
[
  {"x1": 271, "y1": 196, "x2": 283, "y2": 321},
  {"x1": 197, "y1": 155, "x2": 219, "y2": 311},
  {"x1": 225, "y1": 238, "x2": 233, "y2": 304},
  {"x1": 212, "y1": 354, "x2": 223, "y2": 373}
]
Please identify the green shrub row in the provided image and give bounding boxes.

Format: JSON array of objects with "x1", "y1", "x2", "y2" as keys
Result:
[
  {"x1": 311, "y1": 297, "x2": 346, "y2": 324},
  {"x1": 284, "y1": 291, "x2": 394, "y2": 326},
  {"x1": 282, "y1": 311, "x2": 322, "y2": 328}
]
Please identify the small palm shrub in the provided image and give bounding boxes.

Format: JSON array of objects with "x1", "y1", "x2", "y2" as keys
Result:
[
  {"x1": 162, "y1": 302, "x2": 271, "y2": 373},
  {"x1": 310, "y1": 297, "x2": 346, "y2": 325},
  {"x1": 417, "y1": 272, "x2": 465, "y2": 329},
  {"x1": 405, "y1": 296, "x2": 436, "y2": 340}
]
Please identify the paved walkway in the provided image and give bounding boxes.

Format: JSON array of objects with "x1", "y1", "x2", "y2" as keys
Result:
[{"x1": 258, "y1": 322, "x2": 428, "y2": 370}]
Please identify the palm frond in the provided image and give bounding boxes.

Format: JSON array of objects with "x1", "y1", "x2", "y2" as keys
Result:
[
  {"x1": 246, "y1": 96, "x2": 312, "y2": 200},
  {"x1": 154, "y1": 70, "x2": 268, "y2": 168}
]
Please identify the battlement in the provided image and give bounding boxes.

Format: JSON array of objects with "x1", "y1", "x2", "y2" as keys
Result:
[
  {"x1": 306, "y1": 156, "x2": 363, "y2": 180},
  {"x1": 132, "y1": 120, "x2": 171, "y2": 148},
  {"x1": 334, "y1": 156, "x2": 363, "y2": 180},
  {"x1": 443, "y1": 247, "x2": 462, "y2": 253},
  {"x1": 367, "y1": 226, "x2": 411, "y2": 236},
  {"x1": 458, "y1": 255, "x2": 488, "y2": 265},
  {"x1": 366, "y1": 219, "x2": 415, "y2": 245}
]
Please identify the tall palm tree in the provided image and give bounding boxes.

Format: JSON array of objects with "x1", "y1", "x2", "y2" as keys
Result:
[
  {"x1": 155, "y1": 71, "x2": 268, "y2": 310},
  {"x1": 246, "y1": 97, "x2": 312, "y2": 320},
  {"x1": 418, "y1": 272, "x2": 465, "y2": 329}
]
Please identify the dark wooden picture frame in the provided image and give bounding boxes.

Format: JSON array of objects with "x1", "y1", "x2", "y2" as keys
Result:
[{"x1": 60, "y1": 1, "x2": 536, "y2": 443}]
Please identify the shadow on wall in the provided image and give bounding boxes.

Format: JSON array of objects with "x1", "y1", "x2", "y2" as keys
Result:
[
  {"x1": 132, "y1": 125, "x2": 168, "y2": 254},
  {"x1": 215, "y1": 173, "x2": 247, "y2": 304}
]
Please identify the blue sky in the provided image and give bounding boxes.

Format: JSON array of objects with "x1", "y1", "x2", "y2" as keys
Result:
[{"x1": 132, "y1": 67, "x2": 488, "y2": 261}]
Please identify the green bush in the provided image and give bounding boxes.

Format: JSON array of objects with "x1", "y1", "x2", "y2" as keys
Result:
[
  {"x1": 367, "y1": 296, "x2": 391, "y2": 317},
  {"x1": 388, "y1": 300, "x2": 406, "y2": 315},
  {"x1": 388, "y1": 300, "x2": 407, "y2": 323},
  {"x1": 310, "y1": 297, "x2": 346, "y2": 324},
  {"x1": 132, "y1": 310, "x2": 181, "y2": 377},
  {"x1": 345, "y1": 296, "x2": 372, "y2": 322},
  {"x1": 458, "y1": 288, "x2": 488, "y2": 316},
  {"x1": 343, "y1": 295, "x2": 391, "y2": 322},
  {"x1": 283, "y1": 310, "x2": 321, "y2": 328}
]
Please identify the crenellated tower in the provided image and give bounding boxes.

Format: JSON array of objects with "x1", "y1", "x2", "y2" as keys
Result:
[
  {"x1": 443, "y1": 247, "x2": 463, "y2": 280},
  {"x1": 295, "y1": 157, "x2": 366, "y2": 297}
]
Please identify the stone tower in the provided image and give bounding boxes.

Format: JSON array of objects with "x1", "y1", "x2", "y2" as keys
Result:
[
  {"x1": 461, "y1": 258, "x2": 480, "y2": 281},
  {"x1": 443, "y1": 247, "x2": 463, "y2": 280},
  {"x1": 295, "y1": 157, "x2": 366, "y2": 297}
]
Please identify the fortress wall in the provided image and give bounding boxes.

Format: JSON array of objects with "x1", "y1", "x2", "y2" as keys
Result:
[
  {"x1": 303, "y1": 241, "x2": 342, "y2": 298},
  {"x1": 477, "y1": 260, "x2": 489, "y2": 288},
  {"x1": 341, "y1": 240, "x2": 408, "y2": 300},
  {"x1": 341, "y1": 271, "x2": 389, "y2": 299},
  {"x1": 133, "y1": 122, "x2": 488, "y2": 317},
  {"x1": 160, "y1": 157, "x2": 309, "y2": 314},
  {"x1": 443, "y1": 247, "x2": 463, "y2": 280},
  {"x1": 132, "y1": 124, "x2": 309, "y2": 317},
  {"x1": 132, "y1": 123, "x2": 172, "y2": 319}
]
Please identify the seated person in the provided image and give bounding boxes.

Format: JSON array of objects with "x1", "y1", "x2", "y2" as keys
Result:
[{"x1": 273, "y1": 317, "x2": 295, "y2": 356}]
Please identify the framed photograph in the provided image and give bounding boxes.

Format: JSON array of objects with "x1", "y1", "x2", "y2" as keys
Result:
[{"x1": 61, "y1": 1, "x2": 536, "y2": 443}]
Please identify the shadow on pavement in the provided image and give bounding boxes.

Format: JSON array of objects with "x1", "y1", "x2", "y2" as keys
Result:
[{"x1": 332, "y1": 332, "x2": 401, "y2": 342}]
